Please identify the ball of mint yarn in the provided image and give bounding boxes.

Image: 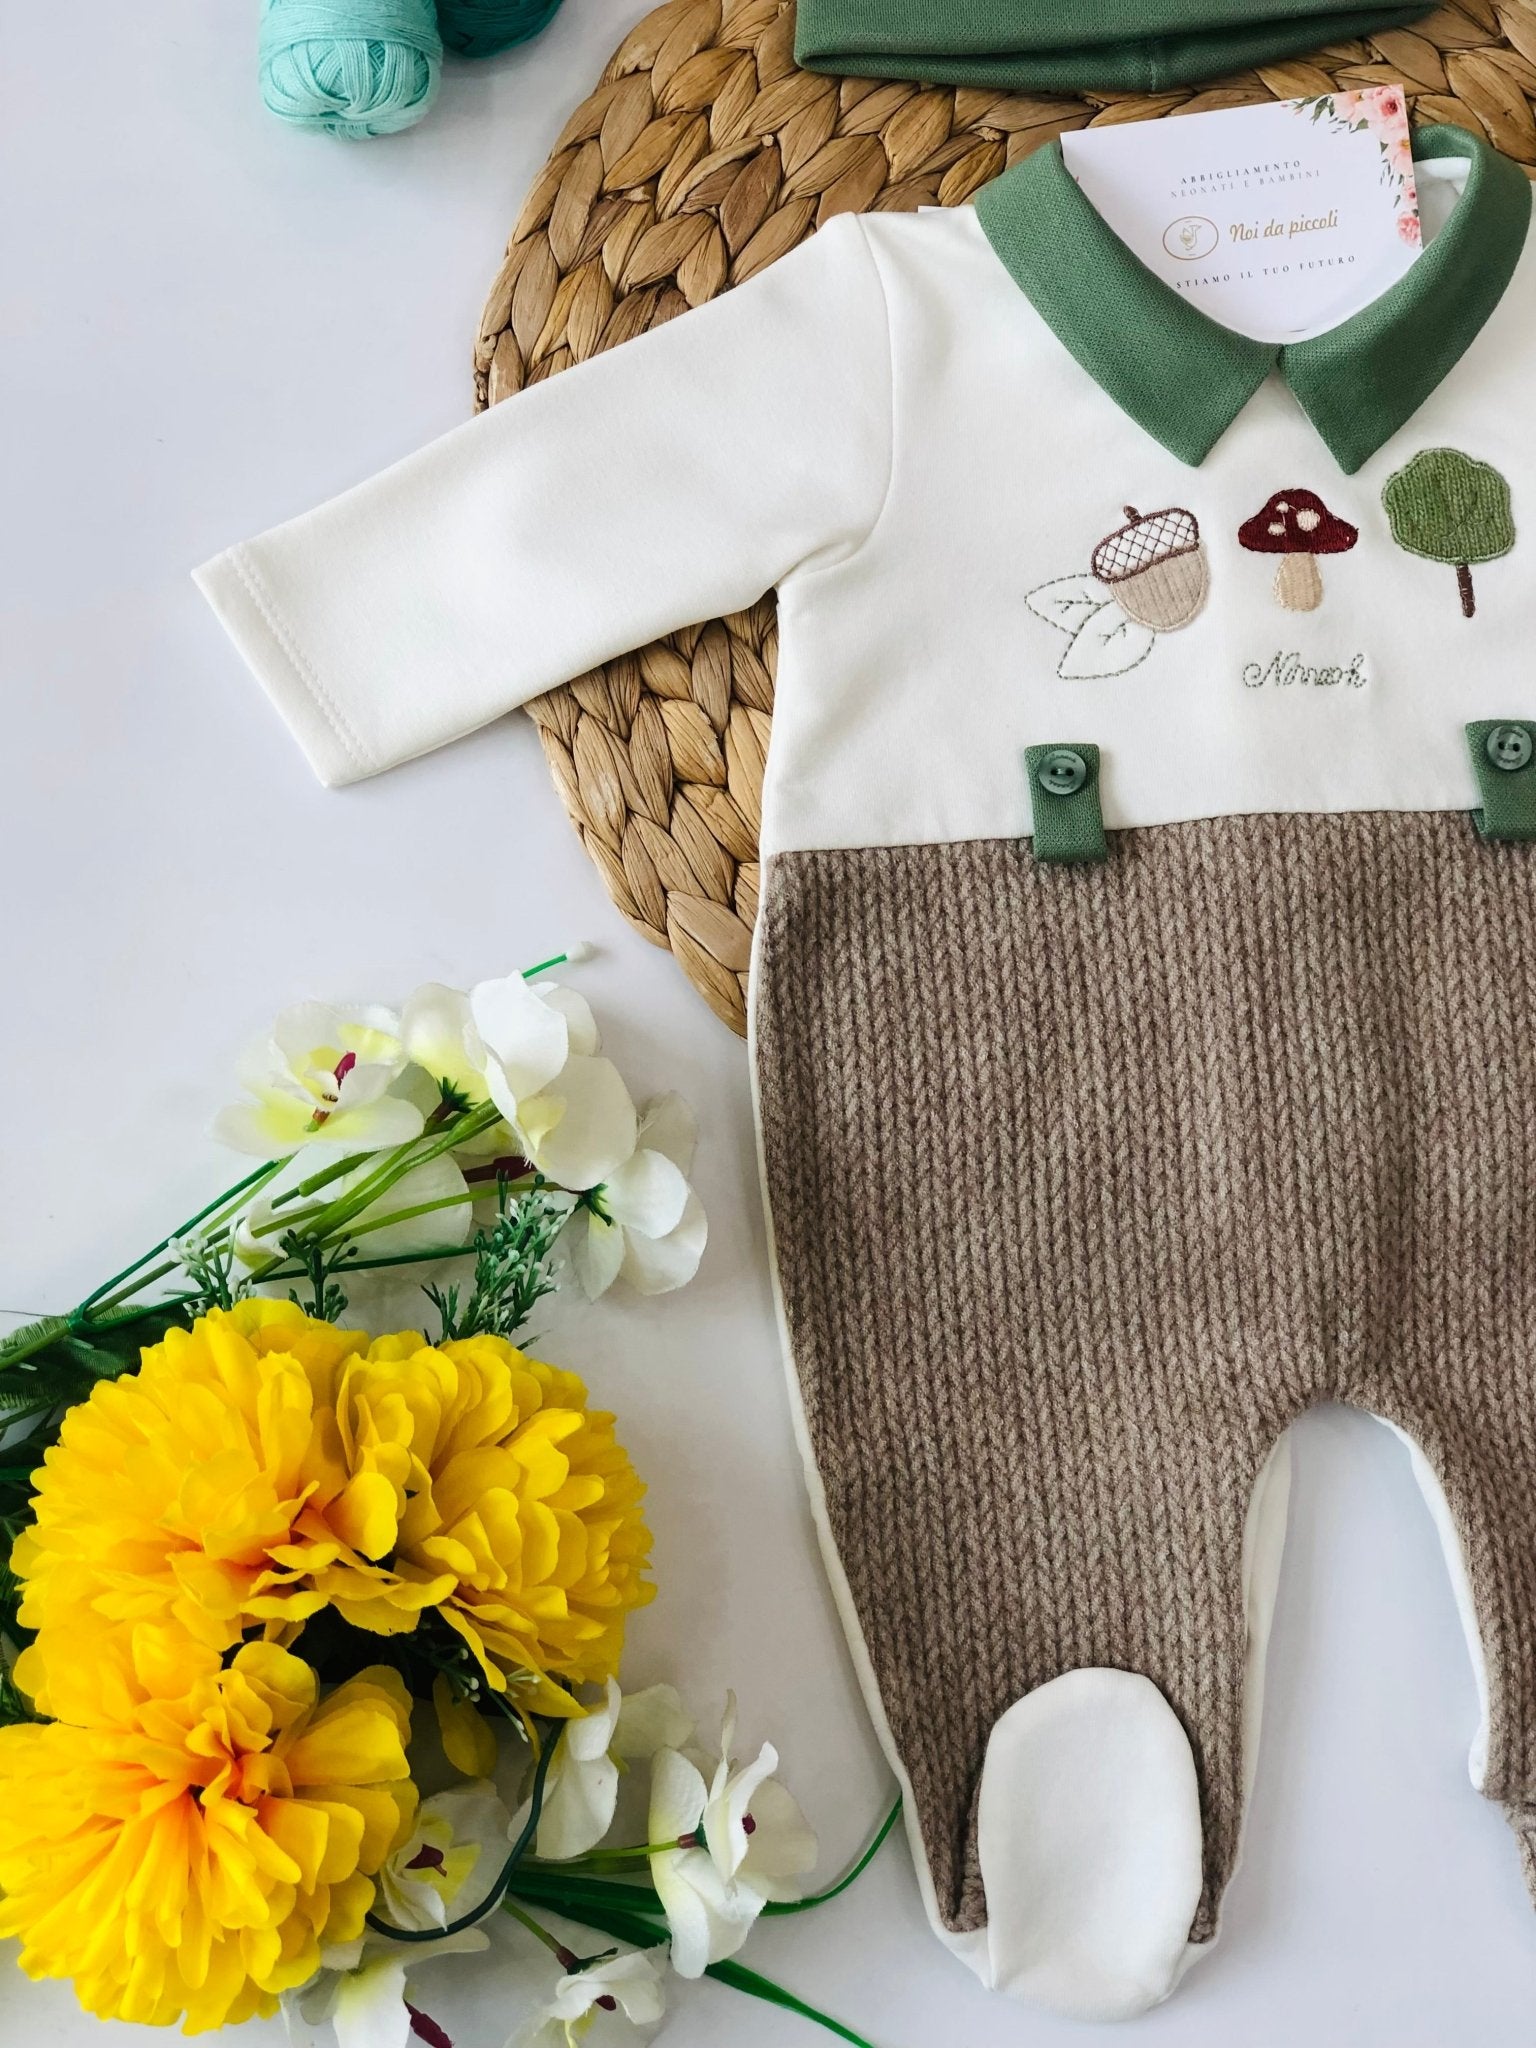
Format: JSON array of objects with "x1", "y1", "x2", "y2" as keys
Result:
[
  {"x1": 259, "y1": 0, "x2": 442, "y2": 139},
  {"x1": 436, "y1": 0, "x2": 565, "y2": 60}
]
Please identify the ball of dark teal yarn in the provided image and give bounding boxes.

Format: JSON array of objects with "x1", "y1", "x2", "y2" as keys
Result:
[
  {"x1": 436, "y1": 0, "x2": 565, "y2": 60},
  {"x1": 260, "y1": 0, "x2": 443, "y2": 138}
]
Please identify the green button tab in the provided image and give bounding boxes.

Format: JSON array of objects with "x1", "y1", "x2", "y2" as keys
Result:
[
  {"x1": 1467, "y1": 720, "x2": 1536, "y2": 842},
  {"x1": 1025, "y1": 741, "x2": 1107, "y2": 865}
]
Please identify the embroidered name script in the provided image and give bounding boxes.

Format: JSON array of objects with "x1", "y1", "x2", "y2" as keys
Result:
[{"x1": 1242, "y1": 650, "x2": 1367, "y2": 689}]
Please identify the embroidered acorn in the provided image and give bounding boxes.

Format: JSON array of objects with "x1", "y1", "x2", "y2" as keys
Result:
[
  {"x1": 1237, "y1": 488, "x2": 1358, "y2": 612},
  {"x1": 1089, "y1": 505, "x2": 1209, "y2": 631}
]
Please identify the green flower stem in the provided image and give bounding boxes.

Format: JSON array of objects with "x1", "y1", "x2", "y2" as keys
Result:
[
  {"x1": 227, "y1": 1139, "x2": 429, "y2": 1239},
  {"x1": 502, "y1": 1884, "x2": 882, "y2": 2048},
  {"x1": 237, "y1": 1203, "x2": 329, "y2": 1247},
  {"x1": 89, "y1": 1153, "x2": 336, "y2": 1311},
  {"x1": 511, "y1": 1800, "x2": 901, "y2": 1920},
  {"x1": 83, "y1": 1255, "x2": 184, "y2": 1319},
  {"x1": 255, "y1": 1198, "x2": 564, "y2": 1287},
  {"x1": 234, "y1": 1106, "x2": 505, "y2": 1283},
  {"x1": 261, "y1": 1132, "x2": 453, "y2": 1214},
  {"x1": 705, "y1": 1959, "x2": 879, "y2": 2048},
  {"x1": 333, "y1": 1195, "x2": 474, "y2": 1243},
  {"x1": 243, "y1": 1153, "x2": 519, "y2": 1257},
  {"x1": 58, "y1": 970, "x2": 561, "y2": 1326},
  {"x1": 502, "y1": 1897, "x2": 578, "y2": 1963},
  {"x1": 274, "y1": 1148, "x2": 380, "y2": 1207},
  {"x1": 75, "y1": 1158, "x2": 283, "y2": 1316},
  {"x1": 525, "y1": 1844, "x2": 677, "y2": 1871},
  {"x1": 239, "y1": 1159, "x2": 422, "y2": 1250},
  {"x1": 77, "y1": 1294, "x2": 202, "y2": 1334},
  {"x1": 0, "y1": 1317, "x2": 72, "y2": 1369},
  {"x1": 246, "y1": 1133, "x2": 457, "y2": 1253},
  {"x1": 248, "y1": 1241, "x2": 488, "y2": 1287},
  {"x1": 302, "y1": 1102, "x2": 502, "y2": 1246},
  {"x1": 504, "y1": 1887, "x2": 667, "y2": 1950},
  {"x1": 367, "y1": 1716, "x2": 565, "y2": 1944},
  {"x1": 502, "y1": 1870, "x2": 666, "y2": 1917},
  {"x1": 191, "y1": 1161, "x2": 288, "y2": 1237},
  {"x1": 66, "y1": 1102, "x2": 512, "y2": 1323},
  {"x1": 763, "y1": 1798, "x2": 902, "y2": 1916},
  {"x1": 332, "y1": 1177, "x2": 541, "y2": 1247}
]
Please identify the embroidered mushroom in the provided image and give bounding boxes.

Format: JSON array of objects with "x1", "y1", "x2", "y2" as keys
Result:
[
  {"x1": 1237, "y1": 489, "x2": 1358, "y2": 611},
  {"x1": 1089, "y1": 505, "x2": 1208, "y2": 631}
]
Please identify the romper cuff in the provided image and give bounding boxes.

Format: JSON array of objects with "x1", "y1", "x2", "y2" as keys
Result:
[{"x1": 193, "y1": 543, "x2": 370, "y2": 789}]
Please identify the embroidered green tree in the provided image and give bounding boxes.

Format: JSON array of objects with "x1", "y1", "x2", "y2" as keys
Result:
[{"x1": 1382, "y1": 447, "x2": 1515, "y2": 619}]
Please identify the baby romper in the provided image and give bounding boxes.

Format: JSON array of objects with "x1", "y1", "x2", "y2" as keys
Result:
[{"x1": 197, "y1": 124, "x2": 1536, "y2": 2020}]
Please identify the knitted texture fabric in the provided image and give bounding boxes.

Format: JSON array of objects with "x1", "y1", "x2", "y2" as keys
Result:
[{"x1": 755, "y1": 814, "x2": 1536, "y2": 1941}]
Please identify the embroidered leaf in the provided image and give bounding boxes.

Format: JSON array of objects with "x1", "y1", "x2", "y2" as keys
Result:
[
  {"x1": 1025, "y1": 574, "x2": 1114, "y2": 637},
  {"x1": 1056, "y1": 600, "x2": 1156, "y2": 680}
]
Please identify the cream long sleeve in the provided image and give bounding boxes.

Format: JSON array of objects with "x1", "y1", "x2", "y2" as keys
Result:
[{"x1": 195, "y1": 214, "x2": 893, "y2": 787}]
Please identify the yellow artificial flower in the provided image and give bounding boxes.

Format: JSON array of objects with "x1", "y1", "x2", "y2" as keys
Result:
[
  {"x1": 13, "y1": 1301, "x2": 386, "y2": 1703},
  {"x1": 316, "y1": 1332, "x2": 655, "y2": 1711},
  {"x1": 0, "y1": 1630, "x2": 414, "y2": 2033},
  {"x1": 15, "y1": 1302, "x2": 653, "y2": 1717}
]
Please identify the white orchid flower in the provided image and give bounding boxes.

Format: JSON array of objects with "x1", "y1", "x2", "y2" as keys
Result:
[
  {"x1": 647, "y1": 1748, "x2": 764, "y2": 1978},
  {"x1": 402, "y1": 976, "x2": 584, "y2": 1111},
  {"x1": 399, "y1": 982, "x2": 494, "y2": 1110},
  {"x1": 374, "y1": 1781, "x2": 513, "y2": 1935},
  {"x1": 512, "y1": 1054, "x2": 638, "y2": 1193},
  {"x1": 564, "y1": 1096, "x2": 707, "y2": 1299},
  {"x1": 531, "y1": 1679, "x2": 622, "y2": 1862},
  {"x1": 528, "y1": 1681, "x2": 696, "y2": 1861},
  {"x1": 509, "y1": 1950, "x2": 666, "y2": 2047},
  {"x1": 612, "y1": 1683, "x2": 694, "y2": 1762},
  {"x1": 286, "y1": 1925, "x2": 489, "y2": 2048},
  {"x1": 215, "y1": 1003, "x2": 424, "y2": 1157},
  {"x1": 699, "y1": 1694, "x2": 817, "y2": 1901},
  {"x1": 284, "y1": 1789, "x2": 513, "y2": 2045},
  {"x1": 402, "y1": 974, "x2": 636, "y2": 1192}
]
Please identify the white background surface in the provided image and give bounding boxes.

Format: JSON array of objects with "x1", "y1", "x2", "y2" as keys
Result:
[{"x1": 3, "y1": 7, "x2": 1535, "y2": 2044}]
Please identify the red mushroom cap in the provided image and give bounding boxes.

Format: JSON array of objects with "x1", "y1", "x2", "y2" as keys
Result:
[{"x1": 1237, "y1": 487, "x2": 1358, "y2": 556}]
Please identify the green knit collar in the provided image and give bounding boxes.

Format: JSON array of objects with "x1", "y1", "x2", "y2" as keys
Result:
[{"x1": 974, "y1": 125, "x2": 1531, "y2": 473}]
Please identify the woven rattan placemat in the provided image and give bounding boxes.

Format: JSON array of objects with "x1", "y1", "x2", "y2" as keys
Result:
[{"x1": 476, "y1": 0, "x2": 1536, "y2": 1033}]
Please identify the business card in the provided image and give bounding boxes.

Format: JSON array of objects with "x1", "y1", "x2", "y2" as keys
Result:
[{"x1": 1060, "y1": 86, "x2": 1421, "y2": 343}]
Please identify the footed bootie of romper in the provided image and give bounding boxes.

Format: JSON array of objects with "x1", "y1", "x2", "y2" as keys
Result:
[{"x1": 755, "y1": 812, "x2": 1536, "y2": 2019}]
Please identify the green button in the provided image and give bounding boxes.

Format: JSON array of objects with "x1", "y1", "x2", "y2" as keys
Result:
[
  {"x1": 1486, "y1": 723, "x2": 1534, "y2": 773},
  {"x1": 1037, "y1": 747, "x2": 1088, "y2": 798}
]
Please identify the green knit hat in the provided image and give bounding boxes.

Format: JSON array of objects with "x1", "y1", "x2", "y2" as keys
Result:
[{"x1": 794, "y1": 0, "x2": 1435, "y2": 92}]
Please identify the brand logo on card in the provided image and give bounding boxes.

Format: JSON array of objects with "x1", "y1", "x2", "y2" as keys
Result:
[{"x1": 1163, "y1": 215, "x2": 1219, "y2": 260}]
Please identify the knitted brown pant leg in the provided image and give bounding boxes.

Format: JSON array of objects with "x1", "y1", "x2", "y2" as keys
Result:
[
  {"x1": 755, "y1": 831, "x2": 1301, "y2": 1942},
  {"x1": 1311, "y1": 813, "x2": 1536, "y2": 1895},
  {"x1": 1335, "y1": 807, "x2": 1536, "y2": 1886}
]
